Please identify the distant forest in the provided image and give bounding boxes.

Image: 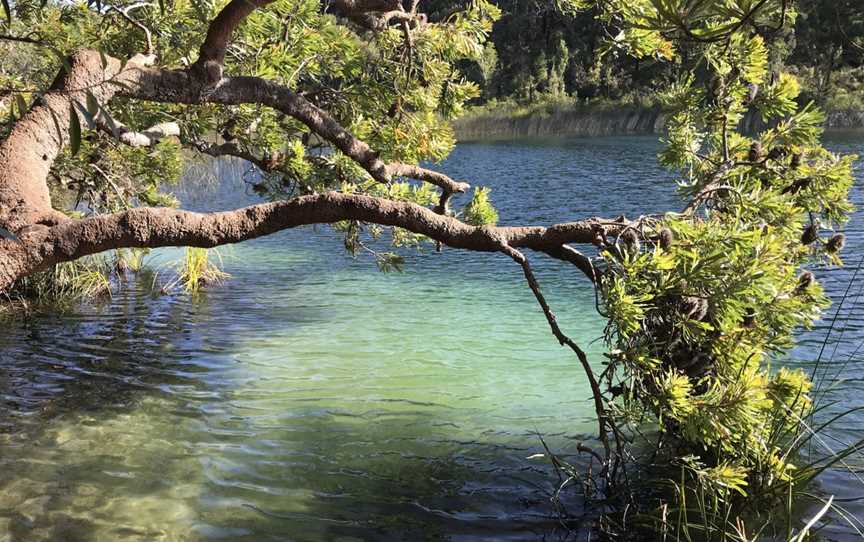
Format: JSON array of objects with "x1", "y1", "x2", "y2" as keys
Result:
[{"x1": 429, "y1": 0, "x2": 864, "y2": 110}]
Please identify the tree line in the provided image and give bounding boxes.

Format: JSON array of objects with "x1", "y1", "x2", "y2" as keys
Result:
[{"x1": 437, "y1": 0, "x2": 864, "y2": 109}]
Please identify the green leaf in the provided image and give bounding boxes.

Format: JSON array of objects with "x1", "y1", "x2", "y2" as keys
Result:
[
  {"x1": 100, "y1": 106, "x2": 118, "y2": 134},
  {"x1": 73, "y1": 101, "x2": 95, "y2": 129},
  {"x1": 69, "y1": 105, "x2": 81, "y2": 156},
  {"x1": 14, "y1": 94, "x2": 26, "y2": 118},
  {"x1": 1, "y1": 0, "x2": 11, "y2": 26},
  {"x1": 86, "y1": 91, "x2": 99, "y2": 117}
]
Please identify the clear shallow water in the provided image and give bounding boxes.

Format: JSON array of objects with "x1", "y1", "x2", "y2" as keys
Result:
[{"x1": 0, "y1": 135, "x2": 861, "y2": 541}]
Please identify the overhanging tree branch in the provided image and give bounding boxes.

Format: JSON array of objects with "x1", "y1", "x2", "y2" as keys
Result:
[{"x1": 0, "y1": 191, "x2": 622, "y2": 289}]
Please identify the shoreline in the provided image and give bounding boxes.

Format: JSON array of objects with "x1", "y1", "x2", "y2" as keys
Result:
[{"x1": 454, "y1": 105, "x2": 864, "y2": 142}]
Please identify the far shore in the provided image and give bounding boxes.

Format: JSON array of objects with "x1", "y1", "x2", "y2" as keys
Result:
[{"x1": 454, "y1": 103, "x2": 864, "y2": 142}]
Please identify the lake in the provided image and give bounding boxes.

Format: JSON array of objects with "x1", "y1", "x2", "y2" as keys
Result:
[{"x1": 0, "y1": 135, "x2": 862, "y2": 540}]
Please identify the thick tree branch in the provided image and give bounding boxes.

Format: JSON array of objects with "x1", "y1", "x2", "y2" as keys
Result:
[
  {"x1": 123, "y1": 71, "x2": 393, "y2": 182},
  {"x1": 0, "y1": 192, "x2": 620, "y2": 290},
  {"x1": 0, "y1": 50, "x2": 154, "y2": 231},
  {"x1": 193, "y1": 0, "x2": 276, "y2": 76},
  {"x1": 0, "y1": 0, "x2": 620, "y2": 292}
]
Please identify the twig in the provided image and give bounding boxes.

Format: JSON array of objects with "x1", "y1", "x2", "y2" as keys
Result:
[
  {"x1": 109, "y1": 3, "x2": 154, "y2": 54},
  {"x1": 500, "y1": 243, "x2": 613, "y2": 467}
]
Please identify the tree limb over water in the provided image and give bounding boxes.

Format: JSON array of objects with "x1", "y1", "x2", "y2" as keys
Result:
[{"x1": 0, "y1": 0, "x2": 858, "y2": 536}]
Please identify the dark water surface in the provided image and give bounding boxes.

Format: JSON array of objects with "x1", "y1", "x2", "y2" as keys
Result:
[{"x1": 0, "y1": 136, "x2": 862, "y2": 541}]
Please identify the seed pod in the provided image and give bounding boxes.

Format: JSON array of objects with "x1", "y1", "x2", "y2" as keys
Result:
[
  {"x1": 748, "y1": 141, "x2": 763, "y2": 162},
  {"x1": 781, "y1": 177, "x2": 811, "y2": 195},
  {"x1": 621, "y1": 229, "x2": 641, "y2": 257},
  {"x1": 659, "y1": 227, "x2": 674, "y2": 250},
  {"x1": 709, "y1": 76, "x2": 721, "y2": 102},
  {"x1": 767, "y1": 147, "x2": 788, "y2": 161},
  {"x1": 796, "y1": 270, "x2": 815, "y2": 295},
  {"x1": 687, "y1": 352, "x2": 713, "y2": 373},
  {"x1": 790, "y1": 153, "x2": 802, "y2": 170},
  {"x1": 742, "y1": 308, "x2": 756, "y2": 329},
  {"x1": 826, "y1": 233, "x2": 846, "y2": 253},
  {"x1": 801, "y1": 223, "x2": 819, "y2": 246},
  {"x1": 681, "y1": 296, "x2": 709, "y2": 321},
  {"x1": 670, "y1": 341, "x2": 694, "y2": 368}
]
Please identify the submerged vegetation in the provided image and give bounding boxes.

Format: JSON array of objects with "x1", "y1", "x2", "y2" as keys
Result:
[
  {"x1": 0, "y1": 0, "x2": 861, "y2": 539},
  {"x1": 4, "y1": 256, "x2": 113, "y2": 307}
]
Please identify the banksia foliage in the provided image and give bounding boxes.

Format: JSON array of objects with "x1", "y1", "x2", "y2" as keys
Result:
[
  {"x1": 748, "y1": 141, "x2": 763, "y2": 162},
  {"x1": 594, "y1": 1, "x2": 855, "y2": 529}
]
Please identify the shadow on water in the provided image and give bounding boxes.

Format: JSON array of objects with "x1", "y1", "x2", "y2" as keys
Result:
[{"x1": 0, "y1": 272, "x2": 597, "y2": 541}]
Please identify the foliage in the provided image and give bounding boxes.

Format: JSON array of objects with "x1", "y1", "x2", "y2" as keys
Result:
[
  {"x1": 462, "y1": 186, "x2": 499, "y2": 226},
  {"x1": 580, "y1": 1, "x2": 859, "y2": 536},
  {"x1": 429, "y1": 0, "x2": 863, "y2": 120},
  {"x1": 160, "y1": 247, "x2": 230, "y2": 294},
  {"x1": 5, "y1": 256, "x2": 112, "y2": 304}
]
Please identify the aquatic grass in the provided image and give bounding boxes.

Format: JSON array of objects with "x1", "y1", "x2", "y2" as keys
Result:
[
  {"x1": 4, "y1": 255, "x2": 113, "y2": 307},
  {"x1": 161, "y1": 247, "x2": 230, "y2": 294},
  {"x1": 114, "y1": 248, "x2": 149, "y2": 274}
]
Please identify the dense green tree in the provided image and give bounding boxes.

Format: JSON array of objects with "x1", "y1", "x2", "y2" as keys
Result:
[
  {"x1": 0, "y1": 0, "x2": 857, "y2": 538},
  {"x1": 790, "y1": 0, "x2": 864, "y2": 101}
]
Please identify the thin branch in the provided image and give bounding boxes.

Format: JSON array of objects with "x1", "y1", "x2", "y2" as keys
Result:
[
  {"x1": 499, "y1": 244, "x2": 612, "y2": 464},
  {"x1": 385, "y1": 163, "x2": 470, "y2": 194},
  {"x1": 108, "y1": 3, "x2": 155, "y2": 54},
  {"x1": 0, "y1": 34, "x2": 45, "y2": 46},
  {"x1": 194, "y1": 141, "x2": 273, "y2": 171},
  {"x1": 93, "y1": 111, "x2": 179, "y2": 147}
]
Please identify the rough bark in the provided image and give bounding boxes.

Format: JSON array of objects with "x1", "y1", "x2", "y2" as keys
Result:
[
  {"x1": 121, "y1": 70, "x2": 394, "y2": 183},
  {"x1": 192, "y1": 0, "x2": 276, "y2": 76},
  {"x1": 0, "y1": 191, "x2": 618, "y2": 290},
  {"x1": 0, "y1": 51, "x2": 152, "y2": 231}
]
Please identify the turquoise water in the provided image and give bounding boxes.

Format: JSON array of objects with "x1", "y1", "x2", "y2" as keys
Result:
[{"x1": 0, "y1": 136, "x2": 862, "y2": 540}]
